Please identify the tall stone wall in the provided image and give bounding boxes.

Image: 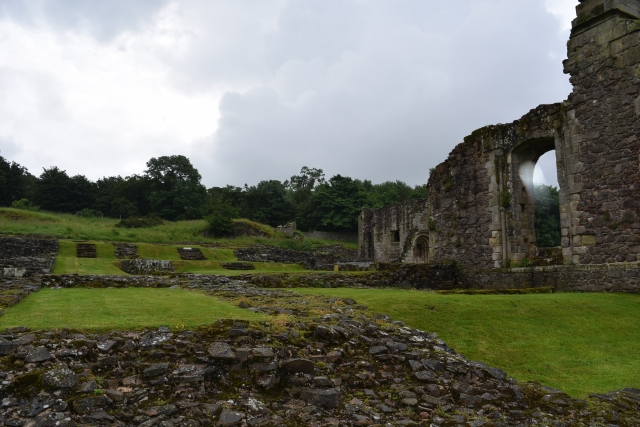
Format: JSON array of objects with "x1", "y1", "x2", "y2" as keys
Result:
[{"x1": 360, "y1": 0, "x2": 640, "y2": 275}]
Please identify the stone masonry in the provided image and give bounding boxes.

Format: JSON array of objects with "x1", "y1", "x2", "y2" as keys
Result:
[{"x1": 360, "y1": 0, "x2": 640, "y2": 277}]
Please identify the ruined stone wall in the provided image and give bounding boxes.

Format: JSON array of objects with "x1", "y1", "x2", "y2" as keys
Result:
[
  {"x1": 0, "y1": 236, "x2": 58, "y2": 258},
  {"x1": 359, "y1": 0, "x2": 640, "y2": 273},
  {"x1": 563, "y1": 1, "x2": 640, "y2": 264},
  {"x1": 0, "y1": 236, "x2": 58, "y2": 277},
  {"x1": 358, "y1": 199, "x2": 428, "y2": 262}
]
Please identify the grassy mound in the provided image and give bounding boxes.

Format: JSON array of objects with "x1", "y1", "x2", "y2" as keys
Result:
[
  {"x1": 0, "y1": 207, "x2": 355, "y2": 249},
  {"x1": 0, "y1": 288, "x2": 266, "y2": 330},
  {"x1": 293, "y1": 288, "x2": 640, "y2": 397}
]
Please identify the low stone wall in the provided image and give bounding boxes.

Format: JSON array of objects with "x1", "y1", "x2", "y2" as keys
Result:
[
  {"x1": 0, "y1": 236, "x2": 58, "y2": 258},
  {"x1": 119, "y1": 259, "x2": 174, "y2": 275},
  {"x1": 303, "y1": 231, "x2": 358, "y2": 243},
  {"x1": 15, "y1": 260, "x2": 640, "y2": 294},
  {"x1": 235, "y1": 244, "x2": 359, "y2": 269},
  {"x1": 0, "y1": 277, "x2": 40, "y2": 311},
  {"x1": 0, "y1": 236, "x2": 58, "y2": 277},
  {"x1": 466, "y1": 262, "x2": 640, "y2": 293},
  {"x1": 0, "y1": 257, "x2": 56, "y2": 278}
]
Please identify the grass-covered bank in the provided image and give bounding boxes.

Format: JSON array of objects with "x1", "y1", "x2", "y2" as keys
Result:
[
  {"x1": 293, "y1": 288, "x2": 640, "y2": 397},
  {"x1": 0, "y1": 288, "x2": 266, "y2": 330},
  {"x1": 0, "y1": 207, "x2": 357, "y2": 249}
]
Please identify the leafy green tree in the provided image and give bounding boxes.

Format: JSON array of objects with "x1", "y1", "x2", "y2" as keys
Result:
[
  {"x1": 304, "y1": 174, "x2": 371, "y2": 231},
  {"x1": 115, "y1": 175, "x2": 152, "y2": 217},
  {"x1": 0, "y1": 155, "x2": 34, "y2": 207},
  {"x1": 286, "y1": 166, "x2": 325, "y2": 230},
  {"x1": 34, "y1": 167, "x2": 72, "y2": 212},
  {"x1": 367, "y1": 180, "x2": 426, "y2": 208},
  {"x1": 206, "y1": 201, "x2": 240, "y2": 237},
  {"x1": 534, "y1": 184, "x2": 561, "y2": 247},
  {"x1": 67, "y1": 174, "x2": 97, "y2": 212},
  {"x1": 11, "y1": 199, "x2": 39, "y2": 211},
  {"x1": 145, "y1": 155, "x2": 207, "y2": 220},
  {"x1": 34, "y1": 167, "x2": 96, "y2": 213},
  {"x1": 241, "y1": 180, "x2": 296, "y2": 226}
]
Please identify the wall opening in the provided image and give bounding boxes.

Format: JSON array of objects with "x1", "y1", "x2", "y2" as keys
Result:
[
  {"x1": 511, "y1": 137, "x2": 563, "y2": 261},
  {"x1": 392, "y1": 230, "x2": 400, "y2": 242},
  {"x1": 413, "y1": 235, "x2": 429, "y2": 263},
  {"x1": 532, "y1": 151, "x2": 561, "y2": 248}
]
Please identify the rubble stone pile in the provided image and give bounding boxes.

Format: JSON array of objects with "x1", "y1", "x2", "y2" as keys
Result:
[{"x1": 0, "y1": 282, "x2": 637, "y2": 426}]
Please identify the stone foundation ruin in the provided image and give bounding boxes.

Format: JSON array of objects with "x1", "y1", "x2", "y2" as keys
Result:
[
  {"x1": 75, "y1": 243, "x2": 97, "y2": 258},
  {"x1": 359, "y1": 0, "x2": 640, "y2": 292},
  {"x1": 177, "y1": 247, "x2": 206, "y2": 261},
  {"x1": 0, "y1": 236, "x2": 58, "y2": 278}
]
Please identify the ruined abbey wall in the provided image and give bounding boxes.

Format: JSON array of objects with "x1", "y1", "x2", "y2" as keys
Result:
[{"x1": 360, "y1": 0, "x2": 640, "y2": 273}]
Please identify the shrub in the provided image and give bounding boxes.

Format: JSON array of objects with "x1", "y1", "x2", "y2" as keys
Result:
[
  {"x1": 205, "y1": 203, "x2": 239, "y2": 237},
  {"x1": 76, "y1": 208, "x2": 101, "y2": 218},
  {"x1": 11, "y1": 199, "x2": 39, "y2": 211},
  {"x1": 115, "y1": 214, "x2": 164, "y2": 229}
]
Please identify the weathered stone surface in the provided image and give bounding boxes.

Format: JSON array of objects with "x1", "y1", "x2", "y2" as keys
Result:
[
  {"x1": 144, "y1": 363, "x2": 169, "y2": 378},
  {"x1": 280, "y1": 358, "x2": 314, "y2": 374},
  {"x1": 217, "y1": 409, "x2": 245, "y2": 426},
  {"x1": 208, "y1": 342, "x2": 236, "y2": 360},
  {"x1": 25, "y1": 346, "x2": 52, "y2": 363},
  {"x1": 300, "y1": 387, "x2": 342, "y2": 409},
  {"x1": 42, "y1": 364, "x2": 78, "y2": 388}
]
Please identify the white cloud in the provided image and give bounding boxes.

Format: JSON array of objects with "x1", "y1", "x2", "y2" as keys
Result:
[
  {"x1": 544, "y1": 0, "x2": 580, "y2": 30},
  {"x1": 0, "y1": 12, "x2": 219, "y2": 178},
  {"x1": 0, "y1": 0, "x2": 576, "y2": 187}
]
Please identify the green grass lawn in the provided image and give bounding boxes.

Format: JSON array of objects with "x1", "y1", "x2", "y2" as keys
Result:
[
  {"x1": 53, "y1": 240, "x2": 126, "y2": 275},
  {"x1": 52, "y1": 239, "x2": 309, "y2": 275},
  {"x1": 0, "y1": 288, "x2": 266, "y2": 330},
  {"x1": 293, "y1": 288, "x2": 640, "y2": 397}
]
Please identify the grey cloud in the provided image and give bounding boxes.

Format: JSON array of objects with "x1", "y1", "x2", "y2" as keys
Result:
[{"x1": 194, "y1": 0, "x2": 573, "y2": 187}]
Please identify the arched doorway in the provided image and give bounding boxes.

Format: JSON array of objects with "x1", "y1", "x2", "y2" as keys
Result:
[
  {"x1": 509, "y1": 136, "x2": 566, "y2": 263},
  {"x1": 413, "y1": 234, "x2": 429, "y2": 263}
]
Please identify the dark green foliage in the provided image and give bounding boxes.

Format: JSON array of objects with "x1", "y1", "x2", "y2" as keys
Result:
[
  {"x1": 205, "y1": 202, "x2": 239, "y2": 237},
  {"x1": 365, "y1": 180, "x2": 426, "y2": 208},
  {"x1": 0, "y1": 156, "x2": 35, "y2": 207},
  {"x1": 499, "y1": 187, "x2": 511, "y2": 209},
  {"x1": 35, "y1": 167, "x2": 96, "y2": 213},
  {"x1": 145, "y1": 155, "x2": 207, "y2": 220},
  {"x1": 11, "y1": 199, "x2": 39, "y2": 211},
  {"x1": 303, "y1": 174, "x2": 370, "y2": 232},
  {"x1": 534, "y1": 184, "x2": 561, "y2": 247},
  {"x1": 241, "y1": 180, "x2": 296, "y2": 226},
  {"x1": 76, "y1": 208, "x2": 100, "y2": 218},
  {"x1": 115, "y1": 214, "x2": 164, "y2": 228}
]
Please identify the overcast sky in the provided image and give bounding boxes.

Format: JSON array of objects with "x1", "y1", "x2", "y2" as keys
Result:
[{"x1": 0, "y1": 0, "x2": 578, "y2": 188}]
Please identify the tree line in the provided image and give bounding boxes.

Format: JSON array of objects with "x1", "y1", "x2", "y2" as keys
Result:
[
  {"x1": 1, "y1": 153, "x2": 560, "y2": 242},
  {"x1": 0, "y1": 154, "x2": 425, "y2": 232}
]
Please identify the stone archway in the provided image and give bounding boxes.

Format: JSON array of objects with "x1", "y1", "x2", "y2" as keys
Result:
[
  {"x1": 413, "y1": 234, "x2": 429, "y2": 263},
  {"x1": 507, "y1": 136, "x2": 569, "y2": 264}
]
